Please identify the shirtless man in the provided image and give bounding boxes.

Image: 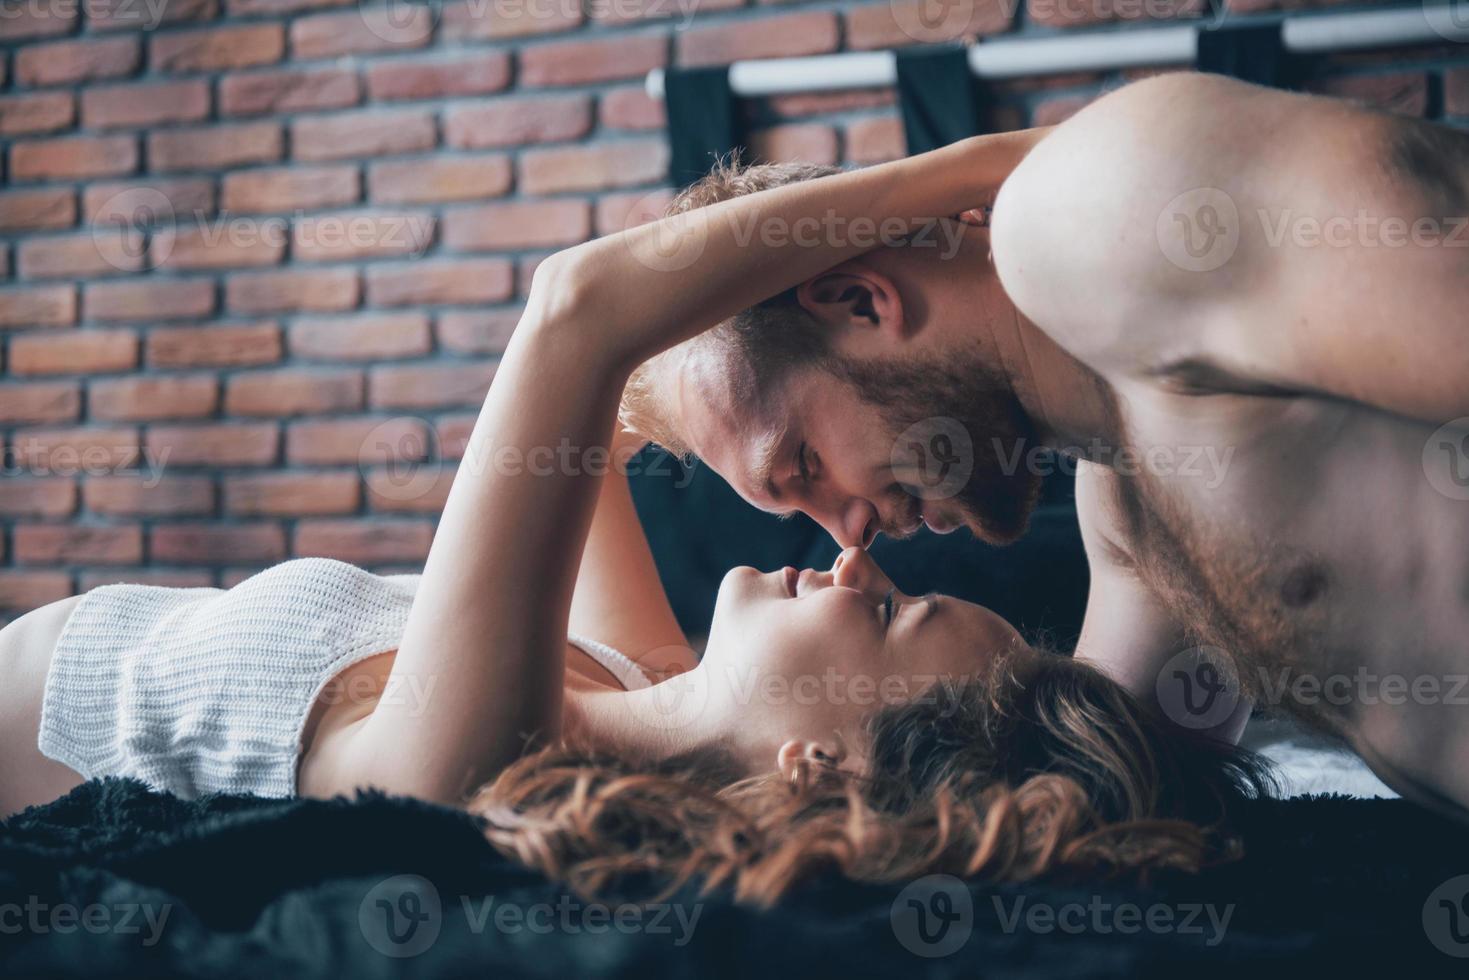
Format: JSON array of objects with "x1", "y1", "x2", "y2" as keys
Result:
[{"x1": 619, "y1": 73, "x2": 1469, "y2": 815}]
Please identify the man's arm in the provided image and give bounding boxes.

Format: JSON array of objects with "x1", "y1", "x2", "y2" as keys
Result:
[
  {"x1": 992, "y1": 72, "x2": 1469, "y2": 423},
  {"x1": 1073, "y1": 462, "x2": 1252, "y2": 745}
]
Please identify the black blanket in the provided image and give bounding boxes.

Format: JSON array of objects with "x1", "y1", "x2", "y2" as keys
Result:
[{"x1": 3, "y1": 779, "x2": 1467, "y2": 977}]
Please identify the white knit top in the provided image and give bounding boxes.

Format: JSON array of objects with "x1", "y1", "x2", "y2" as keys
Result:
[{"x1": 37, "y1": 558, "x2": 650, "y2": 801}]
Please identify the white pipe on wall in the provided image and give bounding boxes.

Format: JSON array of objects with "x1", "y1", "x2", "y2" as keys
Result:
[{"x1": 645, "y1": 5, "x2": 1469, "y2": 99}]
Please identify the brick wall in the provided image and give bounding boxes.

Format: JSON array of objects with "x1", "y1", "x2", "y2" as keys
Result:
[{"x1": 0, "y1": 0, "x2": 1465, "y2": 622}]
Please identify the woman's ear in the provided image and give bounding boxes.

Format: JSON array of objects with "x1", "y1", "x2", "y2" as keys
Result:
[
  {"x1": 776, "y1": 735, "x2": 851, "y2": 788},
  {"x1": 795, "y1": 263, "x2": 907, "y2": 344}
]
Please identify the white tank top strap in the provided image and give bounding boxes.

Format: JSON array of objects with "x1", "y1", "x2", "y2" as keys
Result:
[{"x1": 567, "y1": 632, "x2": 652, "y2": 691}]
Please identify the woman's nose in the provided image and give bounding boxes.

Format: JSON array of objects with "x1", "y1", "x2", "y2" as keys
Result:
[{"x1": 830, "y1": 546, "x2": 895, "y2": 599}]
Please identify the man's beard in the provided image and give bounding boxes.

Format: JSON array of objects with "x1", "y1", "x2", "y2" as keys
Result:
[{"x1": 834, "y1": 349, "x2": 1043, "y2": 546}]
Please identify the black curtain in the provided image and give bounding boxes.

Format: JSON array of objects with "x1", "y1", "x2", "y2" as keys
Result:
[
  {"x1": 896, "y1": 44, "x2": 987, "y2": 153},
  {"x1": 1196, "y1": 22, "x2": 1297, "y2": 89},
  {"x1": 662, "y1": 65, "x2": 740, "y2": 187}
]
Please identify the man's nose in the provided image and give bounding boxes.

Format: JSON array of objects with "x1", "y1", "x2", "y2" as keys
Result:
[
  {"x1": 813, "y1": 497, "x2": 878, "y2": 551},
  {"x1": 830, "y1": 546, "x2": 896, "y2": 599}
]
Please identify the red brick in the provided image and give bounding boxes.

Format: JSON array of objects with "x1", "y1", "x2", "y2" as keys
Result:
[
  {"x1": 750, "y1": 123, "x2": 839, "y2": 165},
  {"x1": 9, "y1": 330, "x2": 137, "y2": 376},
  {"x1": 17, "y1": 231, "x2": 143, "y2": 280},
  {"x1": 289, "y1": 312, "x2": 431, "y2": 360},
  {"x1": 0, "y1": 189, "x2": 76, "y2": 232},
  {"x1": 846, "y1": 0, "x2": 1013, "y2": 50},
  {"x1": 225, "y1": 367, "x2": 364, "y2": 416},
  {"x1": 85, "y1": 0, "x2": 219, "y2": 32},
  {"x1": 91, "y1": 375, "x2": 218, "y2": 421},
  {"x1": 9, "y1": 425, "x2": 140, "y2": 471},
  {"x1": 14, "y1": 36, "x2": 140, "y2": 87},
  {"x1": 369, "y1": 155, "x2": 511, "y2": 205},
  {"x1": 521, "y1": 34, "x2": 665, "y2": 87},
  {"x1": 79, "y1": 569, "x2": 213, "y2": 589},
  {"x1": 0, "y1": 479, "x2": 78, "y2": 518},
  {"x1": 227, "y1": 0, "x2": 353, "y2": 11},
  {"x1": 365, "y1": 258, "x2": 513, "y2": 307},
  {"x1": 0, "y1": 572, "x2": 74, "y2": 611},
  {"x1": 442, "y1": 200, "x2": 590, "y2": 252},
  {"x1": 15, "y1": 524, "x2": 142, "y2": 565},
  {"x1": 150, "y1": 23, "x2": 284, "y2": 72},
  {"x1": 218, "y1": 67, "x2": 360, "y2": 116},
  {"x1": 444, "y1": 95, "x2": 592, "y2": 149},
  {"x1": 83, "y1": 179, "x2": 214, "y2": 224},
  {"x1": 365, "y1": 464, "x2": 453, "y2": 512},
  {"x1": 292, "y1": 210, "x2": 435, "y2": 262},
  {"x1": 152, "y1": 223, "x2": 287, "y2": 271},
  {"x1": 1449, "y1": 69, "x2": 1469, "y2": 117},
  {"x1": 85, "y1": 474, "x2": 215, "y2": 516},
  {"x1": 149, "y1": 123, "x2": 282, "y2": 173},
  {"x1": 225, "y1": 472, "x2": 359, "y2": 515},
  {"x1": 845, "y1": 116, "x2": 906, "y2": 164},
  {"x1": 147, "y1": 321, "x2": 282, "y2": 368},
  {"x1": 147, "y1": 422, "x2": 279, "y2": 466},
  {"x1": 226, "y1": 267, "x2": 359, "y2": 314},
  {"x1": 593, "y1": 188, "x2": 673, "y2": 236},
  {"x1": 436, "y1": 309, "x2": 520, "y2": 355},
  {"x1": 151, "y1": 523, "x2": 286, "y2": 564},
  {"x1": 600, "y1": 87, "x2": 665, "y2": 131},
  {"x1": 516, "y1": 252, "x2": 551, "y2": 298},
  {"x1": 369, "y1": 361, "x2": 496, "y2": 409},
  {"x1": 0, "y1": 284, "x2": 77, "y2": 327},
  {"x1": 81, "y1": 80, "x2": 210, "y2": 129},
  {"x1": 290, "y1": 7, "x2": 434, "y2": 59},
  {"x1": 434, "y1": 413, "x2": 476, "y2": 459},
  {"x1": 292, "y1": 110, "x2": 436, "y2": 162},
  {"x1": 0, "y1": 3, "x2": 76, "y2": 40},
  {"x1": 519, "y1": 140, "x2": 668, "y2": 194},
  {"x1": 294, "y1": 518, "x2": 432, "y2": 563},
  {"x1": 678, "y1": 12, "x2": 839, "y2": 67},
  {"x1": 11, "y1": 135, "x2": 139, "y2": 180},
  {"x1": 1307, "y1": 72, "x2": 1429, "y2": 117},
  {"x1": 0, "y1": 92, "x2": 75, "y2": 136},
  {"x1": 84, "y1": 279, "x2": 215, "y2": 322},
  {"x1": 768, "y1": 90, "x2": 896, "y2": 118},
  {"x1": 287, "y1": 416, "x2": 431, "y2": 466},
  {"x1": 1026, "y1": 0, "x2": 1203, "y2": 29},
  {"x1": 365, "y1": 52, "x2": 511, "y2": 101},
  {"x1": 589, "y1": 0, "x2": 740, "y2": 25},
  {"x1": 221, "y1": 165, "x2": 359, "y2": 213},
  {"x1": 440, "y1": 0, "x2": 582, "y2": 40}
]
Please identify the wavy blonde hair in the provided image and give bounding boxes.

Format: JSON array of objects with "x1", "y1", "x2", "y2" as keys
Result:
[{"x1": 467, "y1": 650, "x2": 1275, "y2": 907}]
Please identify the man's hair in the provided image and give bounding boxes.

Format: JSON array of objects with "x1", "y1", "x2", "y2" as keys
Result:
[{"x1": 619, "y1": 155, "x2": 843, "y2": 456}]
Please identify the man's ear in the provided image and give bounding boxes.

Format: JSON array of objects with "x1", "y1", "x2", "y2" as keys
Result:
[{"x1": 795, "y1": 262, "x2": 908, "y2": 344}]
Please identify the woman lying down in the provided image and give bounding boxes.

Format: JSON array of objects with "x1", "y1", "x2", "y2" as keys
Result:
[{"x1": 0, "y1": 137, "x2": 1271, "y2": 904}]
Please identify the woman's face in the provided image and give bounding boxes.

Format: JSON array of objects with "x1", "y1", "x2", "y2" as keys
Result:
[{"x1": 698, "y1": 547, "x2": 1025, "y2": 776}]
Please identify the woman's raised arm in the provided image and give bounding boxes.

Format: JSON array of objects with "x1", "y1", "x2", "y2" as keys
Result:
[{"x1": 335, "y1": 131, "x2": 1045, "y2": 803}]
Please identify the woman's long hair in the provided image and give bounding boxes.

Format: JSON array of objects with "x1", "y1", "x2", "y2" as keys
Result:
[{"x1": 466, "y1": 649, "x2": 1276, "y2": 906}]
